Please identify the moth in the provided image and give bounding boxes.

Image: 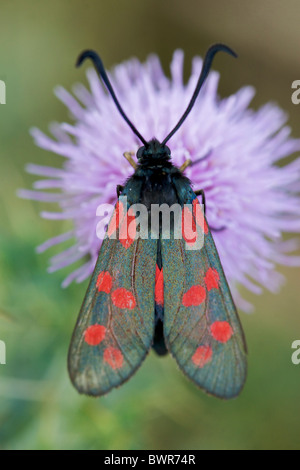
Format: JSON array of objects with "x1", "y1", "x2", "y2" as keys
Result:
[{"x1": 68, "y1": 44, "x2": 247, "y2": 399}]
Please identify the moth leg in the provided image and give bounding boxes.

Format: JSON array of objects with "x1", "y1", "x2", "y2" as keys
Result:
[
  {"x1": 123, "y1": 151, "x2": 137, "y2": 169},
  {"x1": 179, "y1": 159, "x2": 192, "y2": 172},
  {"x1": 194, "y1": 189, "x2": 206, "y2": 214},
  {"x1": 116, "y1": 185, "x2": 124, "y2": 198},
  {"x1": 190, "y1": 149, "x2": 213, "y2": 167},
  {"x1": 195, "y1": 188, "x2": 225, "y2": 230},
  {"x1": 180, "y1": 150, "x2": 213, "y2": 172},
  {"x1": 194, "y1": 189, "x2": 226, "y2": 231},
  {"x1": 210, "y1": 225, "x2": 226, "y2": 232}
]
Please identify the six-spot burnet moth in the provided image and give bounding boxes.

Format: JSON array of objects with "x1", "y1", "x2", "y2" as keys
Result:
[{"x1": 68, "y1": 44, "x2": 247, "y2": 399}]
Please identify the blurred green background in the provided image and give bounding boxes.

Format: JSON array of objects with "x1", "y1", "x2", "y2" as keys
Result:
[{"x1": 0, "y1": 0, "x2": 300, "y2": 450}]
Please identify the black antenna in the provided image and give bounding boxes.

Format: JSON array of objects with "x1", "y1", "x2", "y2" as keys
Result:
[
  {"x1": 77, "y1": 50, "x2": 148, "y2": 146},
  {"x1": 162, "y1": 44, "x2": 237, "y2": 145}
]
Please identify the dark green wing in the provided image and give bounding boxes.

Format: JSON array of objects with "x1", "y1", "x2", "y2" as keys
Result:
[
  {"x1": 161, "y1": 198, "x2": 247, "y2": 399},
  {"x1": 68, "y1": 202, "x2": 157, "y2": 396}
]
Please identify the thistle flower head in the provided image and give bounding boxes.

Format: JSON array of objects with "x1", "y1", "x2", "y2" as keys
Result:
[{"x1": 20, "y1": 50, "x2": 300, "y2": 311}]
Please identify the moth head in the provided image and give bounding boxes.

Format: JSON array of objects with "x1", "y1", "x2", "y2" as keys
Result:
[{"x1": 136, "y1": 138, "x2": 171, "y2": 163}]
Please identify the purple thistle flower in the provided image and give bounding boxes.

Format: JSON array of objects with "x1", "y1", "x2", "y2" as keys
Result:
[{"x1": 19, "y1": 50, "x2": 300, "y2": 311}]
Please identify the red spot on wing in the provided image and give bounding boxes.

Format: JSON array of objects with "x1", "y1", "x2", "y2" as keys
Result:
[
  {"x1": 111, "y1": 288, "x2": 136, "y2": 309},
  {"x1": 107, "y1": 201, "x2": 125, "y2": 238},
  {"x1": 96, "y1": 271, "x2": 113, "y2": 293},
  {"x1": 192, "y1": 345, "x2": 213, "y2": 368},
  {"x1": 104, "y1": 346, "x2": 124, "y2": 369},
  {"x1": 155, "y1": 266, "x2": 164, "y2": 306},
  {"x1": 182, "y1": 285, "x2": 206, "y2": 307},
  {"x1": 204, "y1": 267, "x2": 220, "y2": 291},
  {"x1": 193, "y1": 198, "x2": 208, "y2": 234},
  {"x1": 210, "y1": 321, "x2": 233, "y2": 343},
  {"x1": 84, "y1": 324, "x2": 106, "y2": 346},
  {"x1": 182, "y1": 206, "x2": 197, "y2": 244},
  {"x1": 119, "y1": 207, "x2": 136, "y2": 249},
  {"x1": 203, "y1": 219, "x2": 208, "y2": 234}
]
